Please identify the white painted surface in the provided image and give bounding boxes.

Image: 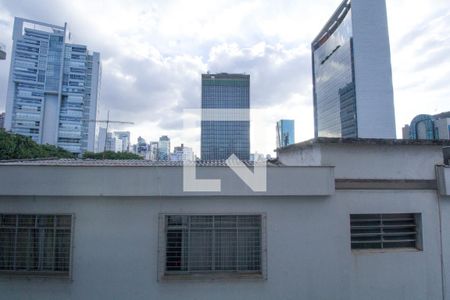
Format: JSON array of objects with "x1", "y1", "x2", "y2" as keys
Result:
[
  {"x1": 0, "y1": 165, "x2": 335, "y2": 197},
  {"x1": 278, "y1": 143, "x2": 444, "y2": 179},
  {"x1": 351, "y1": 0, "x2": 396, "y2": 139},
  {"x1": 0, "y1": 191, "x2": 443, "y2": 300}
]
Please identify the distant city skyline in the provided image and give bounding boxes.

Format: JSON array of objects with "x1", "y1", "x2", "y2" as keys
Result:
[{"x1": 0, "y1": 0, "x2": 449, "y2": 156}]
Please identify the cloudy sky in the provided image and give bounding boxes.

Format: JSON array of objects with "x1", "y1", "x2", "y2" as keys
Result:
[{"x1": 0, "y1": 0, "x2": 449, "y2": 156}]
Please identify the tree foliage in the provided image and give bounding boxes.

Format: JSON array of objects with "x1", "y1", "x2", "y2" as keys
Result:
[
  {"x1": 0, "y1": 130, "x2": 75, "y2": 160},
  {"x1": 82, "y1": 151, "x2": 143, "y2": 160}
]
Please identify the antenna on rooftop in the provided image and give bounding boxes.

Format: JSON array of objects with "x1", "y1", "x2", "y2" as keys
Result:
[{"x1": 83, "y1": 111, "x2": 134, "y2": 154}]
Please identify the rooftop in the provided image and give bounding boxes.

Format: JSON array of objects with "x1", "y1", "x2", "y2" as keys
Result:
[
  {"x1": 277, "y1": 137, "x2": 450, "y2": 152},
  {"x1": 0, "y1": 159, "x2": 282, "y2": 167}
]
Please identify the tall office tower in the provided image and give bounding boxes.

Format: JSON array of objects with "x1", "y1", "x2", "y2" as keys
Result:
[
  {"x1": 276, "y1": 119, "x2": 295, "y2": 148},
  {"x1": 136, "y1": 136, "x2": 148, "y2": 157},
  {"x1": 311, "y1": 0, "x2": 396, "y2": 139},
  {"x1": 114, "y1": 131, "x2": 131, "y2": 152},
  {"x1": 148, "y1": 141, "x2": 159, "y2": 161},
  {"x1": 201, "y1": 73, "x2": 250, "y2": 161},
  {"x1": 158, "y1": 135, "x2": 170, "y2": 161},
  {"x1": 97, "y1": 128, "x2": 117, "y2": 152},
  {"x1": 4, "y1": 18, "x2": 101, "y2": 154}
]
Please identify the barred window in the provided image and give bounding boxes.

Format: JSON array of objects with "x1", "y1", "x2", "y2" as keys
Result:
[
  {"x1": 0, "y1": 214, "x2": 72, "y2": 277},
  {"x1": 159, "y1": 214, "x2": 265, "y2": 279},
  {"x1": 350, "y1": 213, "x2": 422, "y2": 250}
]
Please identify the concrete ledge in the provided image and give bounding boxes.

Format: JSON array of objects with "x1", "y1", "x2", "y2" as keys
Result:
[{"x1": 0, "y1": 165, "x2": 335, "y2": 197}]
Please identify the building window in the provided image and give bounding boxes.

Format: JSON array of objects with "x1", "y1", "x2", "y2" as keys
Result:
[
  {"x1": 158, "y1": 214, "x2": 266, "y2": 280},
  {"x1": 0, "y1": 214, "x2": 73, "y2": 277},
  {"x1": 350, "y1": 213, "x2": 422, "y2": 250}
]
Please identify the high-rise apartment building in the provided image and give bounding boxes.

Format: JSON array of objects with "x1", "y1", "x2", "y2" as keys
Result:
[
  {"x1": 136, "y1": 136, "x2": 148, "y2": 158},
  {"x1": 158, "y1": 135, "x2": 170, "y2": 161},
  {"x1": 114, "y1": 131, "x2": 130, "y2": 152},
  {"x1": 276, "y1": 119, "x2": 295, "y2": 148},
  {"x1": 312, "y1": 0, "x2": 396, "y2": 139},
  {"x1": 171, "y1": 144, "x2": 195, "y2": 161},
  {"x1": 403, "y1": 112, "x2": 450, "y2": 140},
  {"x1": 96, "y1": 128, "x2": 116, "y2": 152},
  {"x1": 148, "y1": 141, "x2": 159, "y2": 161},
  {"x1": 4, "y1": 18, "x2": 100, "y2": 154},
  {"x1": 201, "y1": 73, "x2": 250, "y2": 161}
]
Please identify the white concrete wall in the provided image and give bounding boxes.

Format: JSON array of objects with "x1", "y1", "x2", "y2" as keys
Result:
[
  {"x1": 278, "y1": 143, "x2": 444, "y2": 179},
  {"x1": 0, "y1": 165, "x2": 335, "y2": 197},
  {"x1": 0, "y1": 191, "x2": 442, "y2": 300},
  {"x1": 439, "y1": 194, "x2": 450, "y2": 300}
]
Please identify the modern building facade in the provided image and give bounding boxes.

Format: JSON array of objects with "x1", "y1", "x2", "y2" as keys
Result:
[
  {"x1": 276, "y1": 119, "x2": 295, "y2": 148},
  {"x1": 1, "y1": 139, "x2": 450, "y2": 299},
  {"x1": 148, "y1": 141, "x2": 159, "y2": 161},
  {"x1": 171, "y1": 144, "x2": 194, "y2": 161},
  {"x1": 158, "y1": 135, "x2": 170, "y2": 161},
  {"x1": 114, "y1": 131, "x2": 130, "y2": 152},
  {"x1": 0, "y1": 112, "x2": 4, "y2": 129},
  {"x1": 312, "y1": 0, "x2": 396, "y2": 139},
  {"x1": 4, "y1": 18, "x2": 101, "y2": 155},
  {"x1": 136, "y1": 136, "x2": 148, "y2": 158},
  {"x1": 201, "y1": 73, "x2": 250, "y2": 161},
  {"x1": 97, "y1": 129, "x2": 131, "y2": 153},
  {"x1": 403, "y1": 112, "x2": 450, "y2": 140}
]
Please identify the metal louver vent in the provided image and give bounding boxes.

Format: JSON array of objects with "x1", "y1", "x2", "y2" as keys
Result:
[{"x1": 350, "y1": 213, "x2": 421, "y2": 250}]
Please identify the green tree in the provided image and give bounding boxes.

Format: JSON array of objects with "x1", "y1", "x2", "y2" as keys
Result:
[
  {"x1": 82, "y1": 151, "x2": 143, "y2": 160},
  {"x1": 0, "y1": 130, "x2": 75, "y2": 160}
]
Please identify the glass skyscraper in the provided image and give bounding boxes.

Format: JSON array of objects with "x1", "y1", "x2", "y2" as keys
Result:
[
  {"x1": 276, "y1": 120, "x2": 295, "y2": 148},
  {"x1": 201, "y1": 73, "x2": 250, "y2": 161},
  {"x1": 158, "y1": 135, "x2": 171, "y2": 161},
  {"x1": 312, "y1": 0, "x2": 396, "y2": 139},
  {"x1": 4, "y1": 18, "x2": 101, "y2": 154},
  {"x1": 403, "y1": 112, "x2": 450, "y2": 140}
]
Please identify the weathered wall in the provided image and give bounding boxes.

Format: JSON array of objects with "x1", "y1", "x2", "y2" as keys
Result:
[{"x1": 0, "y1": 191, "x2": 442, "y2": 300}]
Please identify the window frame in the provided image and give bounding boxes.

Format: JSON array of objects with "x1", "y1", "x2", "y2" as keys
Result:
[
  {"x1": 0, "y1": 213, "x2": 75, "y2": 279},
  {"x1": 350, "y1": 213, "x2": 423, "y2": 252},
  {"x1": 157, "y1": 213, "x2": 267, "y2": 281}
]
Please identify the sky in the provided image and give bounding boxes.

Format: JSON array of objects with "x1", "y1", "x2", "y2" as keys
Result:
[{"x1": 0, "y1": 0, "x2": 449, "y2": 157}]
